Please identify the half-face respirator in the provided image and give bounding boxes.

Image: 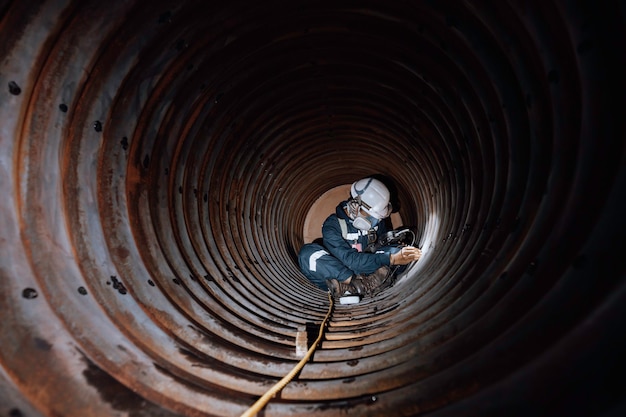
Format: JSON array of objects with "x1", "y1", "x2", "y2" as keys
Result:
[
  {"x1": 352, "y1": 211, "x2": 380, "y2": 231},
  {"x1": 350, "y1": 199, "x2": 384, "y2": 231}
]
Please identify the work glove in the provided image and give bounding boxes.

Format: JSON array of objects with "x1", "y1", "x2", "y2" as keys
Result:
[{"x1": 390, "y1": 246, "x2": 421, "y2": 265}]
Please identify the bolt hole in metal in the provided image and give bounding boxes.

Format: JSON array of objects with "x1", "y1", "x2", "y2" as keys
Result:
[{"x1": 1, "y1": 1, "x2": 625, "y2": 417}]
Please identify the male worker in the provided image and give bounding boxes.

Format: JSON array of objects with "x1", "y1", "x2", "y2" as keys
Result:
[{"x1": 298, "y1": 177, "x2": 421, "y2": 298}]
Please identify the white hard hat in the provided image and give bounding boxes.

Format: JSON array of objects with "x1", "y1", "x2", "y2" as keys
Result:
[{"x1": 350, "y1": 177, "x2": 392, "y2": 219}]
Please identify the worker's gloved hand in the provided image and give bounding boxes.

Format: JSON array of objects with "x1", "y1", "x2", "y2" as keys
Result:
[{"x1": 390, "y1": 246, "x2": 422, "y2": 265}]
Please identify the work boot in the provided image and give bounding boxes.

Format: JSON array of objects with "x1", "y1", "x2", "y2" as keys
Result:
[
  {"x1": 352, "y1": 266, "x2": 391, "y2": 296},
  {"x1": 326, "y1": 278, "x2": 357, "y2": 298}
]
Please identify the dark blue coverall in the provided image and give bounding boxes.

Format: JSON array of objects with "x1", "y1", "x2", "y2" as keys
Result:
[{"x1": 298, "y1": 201, "x2": 393, "y2": 291}]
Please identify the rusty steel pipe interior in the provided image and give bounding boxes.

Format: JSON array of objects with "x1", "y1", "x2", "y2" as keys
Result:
[{"x1": 1, "y1": 1, "x2": 625, "y2": 416}]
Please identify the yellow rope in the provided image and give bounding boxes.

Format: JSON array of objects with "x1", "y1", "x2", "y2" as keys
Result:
[{"x1": 239, "y1": 291, "x2": 334, "y2": 417}]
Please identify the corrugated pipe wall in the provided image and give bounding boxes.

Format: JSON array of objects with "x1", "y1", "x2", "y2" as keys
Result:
[{"x1": 1, "y1": 1, "x2": 625, "y2": 416}]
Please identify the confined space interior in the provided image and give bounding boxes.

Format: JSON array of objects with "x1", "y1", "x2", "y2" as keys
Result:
[{"x1": 1, "y1": 1, "x2": 625, "y2": 416}]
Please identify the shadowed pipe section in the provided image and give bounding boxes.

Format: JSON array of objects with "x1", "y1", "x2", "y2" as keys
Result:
[{"x1": 1, "y1": 1, "x2": 625, "y2": 416}]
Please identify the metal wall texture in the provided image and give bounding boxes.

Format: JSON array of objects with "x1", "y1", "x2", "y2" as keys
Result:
[{"x1": 1, "y1": 1, "x2": 625, "y2": 416}]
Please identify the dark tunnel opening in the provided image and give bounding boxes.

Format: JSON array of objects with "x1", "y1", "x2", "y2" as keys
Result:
[{"x1": 1, "y1": 1, "x2": 625, "y2": 416}]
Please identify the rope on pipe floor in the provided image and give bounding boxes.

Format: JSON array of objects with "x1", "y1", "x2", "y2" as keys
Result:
[{"x1": 240, "y1": 291, "x2": 334, "y2": 417}]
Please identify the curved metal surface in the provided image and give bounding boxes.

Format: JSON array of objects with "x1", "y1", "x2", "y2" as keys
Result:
[{"x1": 1, "y1": 1, "x2": 625, "y2": 416}]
